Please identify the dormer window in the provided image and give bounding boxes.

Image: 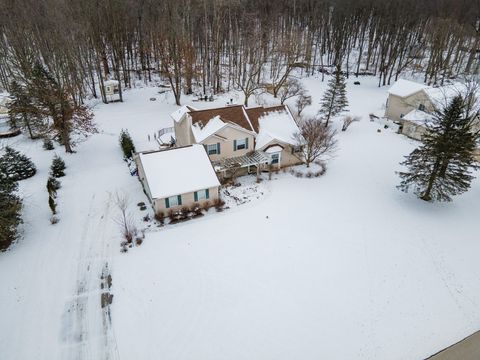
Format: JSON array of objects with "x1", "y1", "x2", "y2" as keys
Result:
[{"x1": 418, "y1": 104, "x2": 425, "y2": 111}]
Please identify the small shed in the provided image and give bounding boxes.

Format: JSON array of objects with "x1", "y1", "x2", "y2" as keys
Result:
[
  {"x1": 103, "y1": 80, "x2": 120, "y2": 103},
  {"x1": 134, "y1": 144, "x2": 221, "y2": 214}
]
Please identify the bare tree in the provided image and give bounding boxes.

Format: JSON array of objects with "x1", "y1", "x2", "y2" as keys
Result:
[
  {"x1": 278, "y1": 78, "x2": 303, "y2": 105},
  {"x1": 293, "y1": 117, "x2": 337, "y2": 168},
  {"x1": 295, "y1": 90, "x2": 312, "y2": 116},
  {"x1": 342, "y1": 115, "x2": 360, "y2": 131}
]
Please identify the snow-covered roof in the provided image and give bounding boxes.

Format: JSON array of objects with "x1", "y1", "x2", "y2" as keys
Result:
[
  {"x1": 104, "y1": 80, "x2": 119, "y2": 86},
  {"x1": 255, "y1": 109, "x2": 300, "y2": 150},
  {"x1": 138, "y1": 145, "x2": 219, "y2": 199},
  {"x1": 171, "y1": 105, "x2": 197, "y2": 123},
  {"x1": 191, "y1": 116, "x2": 226, "y2": 143},
  {"x1": 403, "y1": 109, "x2": 434, "y2": 125},
  {"x1": 423, "y1": 82, "x2": 469, "y2": 108},
  {"x1": 388, "y1": 79, "x2": 429, "y2": 98}
]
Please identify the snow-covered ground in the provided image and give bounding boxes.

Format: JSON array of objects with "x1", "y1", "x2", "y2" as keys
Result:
[{"x1": 1, "y1": 75, "x2": 479, "y2": 360}]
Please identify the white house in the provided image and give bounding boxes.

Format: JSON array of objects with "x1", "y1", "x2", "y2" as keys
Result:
[{"x1": 134, "y1": 144, "x2": 220, "y2": 214}]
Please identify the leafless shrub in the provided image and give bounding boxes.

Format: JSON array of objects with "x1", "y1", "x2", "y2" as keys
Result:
[
  {"x1": 50, "y1": 215, "x2": 59, "y2": 224},
  {"x1": 213, "y1": 198, "x2": 226, "y2": 212},
  {"x1": 113, "y1": 191, "x2": 136, "y2": 243},
  {"x1": 342, "y1": 115, "x2": 360, "y2": 131},
  {"x1": 202, "y1": 201, "x2": 211, "y2": 211},
  {"x1": 155, "y1": 211, "x2": 165, "y2": 224}
]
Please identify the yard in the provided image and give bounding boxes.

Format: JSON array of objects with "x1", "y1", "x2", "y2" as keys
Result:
[{"x1": 1, "y1": 75, "x2": 479, "y2": 359}]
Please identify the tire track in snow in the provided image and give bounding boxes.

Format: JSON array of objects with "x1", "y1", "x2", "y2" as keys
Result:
[{"x1": 61, "y1": 194, "x2": 119, "y2": 360}]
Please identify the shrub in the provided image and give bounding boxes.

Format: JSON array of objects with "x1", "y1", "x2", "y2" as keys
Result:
[
  {"x1": 167, "y1": 209, "x2": 176, "y2": 223},
  {"x1": 137, "y1": 202, "x2": 145, "y2": 207},
  {"x1": 140, "y1": 205, "x2": 147, "y2": 211},
  {"x1": 50, "y1": 215, "x2": 59, "y2": 224},
  {"x1": 0, "y1": 146, "x2": 36, "y2": 181},
  {"x1": 0, "y1": 177, "x2": 22, "y2": 250},
  {"x1": 180, "y1": 206, "x2": 191, "y2": 219},
  {"x1": 119, "y1": 129, "x2": 136, "y2": 159},
  {"x1": 50, "y1": 155, "x2": 66, "y2": 177},
  {"x1": 202, "y1": 201, "x2": 211, "y2": 211},
  {"x1": 306, "y1": 171, "x2": 314, "y2": 178},
  {"x1": 213, "y1": 198, "x2": 225, "y2": 212},
  {"x1": 43, "y1": 138, "x2": 54, "y2": 150},
  {"x1": 46, "y1": 176, "x2": 61, "y2": 193},
  {"x1": 191, "y1": 203, "x2": 203, "y2": 216},
  {"x1": 155, "y1": 211, "x2": 165, "y2": 224},
  {"x1": 143, "y1": 214, "x2": 150, "y2": 222},
  {"x1": 135, "y1": 238, "x2": 143, "y2": 246}
]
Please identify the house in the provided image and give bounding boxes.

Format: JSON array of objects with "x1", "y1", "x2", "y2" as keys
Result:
[
  {"x1": 385, "y1": 79, "x2": 480, "y2": 140},
  {"x1": 172, "y1": 104, "x2": 303, "y2": 178},
  {"x1": 0, "y1": 92, "x2": 11, "y2": 115},
  {"x1": 134, "y1": 144, "x2": 220, "y2": 214},
  {"x1": 104, "y1": 80, "x2": 120, "y2": 102}
]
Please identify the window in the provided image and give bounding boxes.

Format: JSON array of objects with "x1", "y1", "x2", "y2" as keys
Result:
[
  {"x1": 234, "y1": 138, "x2": 248, "y2": 151},
  {"x1": 271, "y1": 153, "x2": 280, "y2": 165},
  {"x1": 418, "y1": 104, "x2": 425, "y2": 111},
  {"x1": 400, "y1": 113, "x2": 404, "y2": 119},
  {"x1": 206, "y1": 143, "x2": 220, "y2": 155},
  {"x1": 106, "y1": 86, "x2": 111, "y2": 92},
  {"x1": 194, "y1": 189, "x2": 210, "y2": 201},
  {"x1": 292, "y1": 145, "x2": 303, "y2": 153},
  {"x1": 165, "y1": 195, "x2": 182, "y2": 208}
]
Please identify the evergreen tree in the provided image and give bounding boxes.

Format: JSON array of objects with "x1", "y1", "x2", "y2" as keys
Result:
[
  {"x1": 48, "y1": 194, "x2": 57, "y2": 215},
  {"x1": 50, "y1": 155, "x2": 66, "y2": 178},
  {"x1": 43, "y1": 138, "x2": 54, "y2": 150},
  {"x1": 119, "y1": 129, "x2": 136, "y2": 159},
  {"x1": 0, "y1": 174, "x2": 22, "y2": 250},
  {"x1": 318, "y1": 66, "x2": 348, "y2": 126},
  {"x1": 46, "y1": 176, "x2": 61, "y2": 194},
  {"x1": 0, "y1": 146, "x2": 37, "y2": 181},
  {"x1": 7, "y1": 80, "x2": 43, "y2": 139},
  {"x1": 398, "y1": 95, "x2": 479, "y2": 202}
]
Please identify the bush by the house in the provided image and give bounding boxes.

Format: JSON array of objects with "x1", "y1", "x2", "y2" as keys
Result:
[
  {"x1": 180, "y1": 206, "x2": 191, "y2": 219},
  {"x1": 202, "y1": 201, "x2": 211, "y2": 211},
  {"x1": 0, "y1": 146, "x2": 36, "y2": 181},
  {"x1": 167, "y1": 209, "x2": 176, "y2": 223},
  {"x1": 155, "y1": 211, "x2": 165, "y2": 225},
  {"x1": 119, "y1": 129, "x2": 136, "y2": 160},
  {"x1": 213, "y1": 198, "x2": 225, "y2": 212},
  {"x1": 43, "y1": 138, "x2": 54, "y2": 150},
  {"x1": 50, "y1": 155, "x2": 66, "y2": 178}
]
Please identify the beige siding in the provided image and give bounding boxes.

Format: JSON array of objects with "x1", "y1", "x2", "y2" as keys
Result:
[
  {"x1": 133, "y1": 154, "x2": 154, "y2": 202},
  {"x1": 201, "y1": 126, "x2": 255, "y2": 162},
  {"x1": 152, "y1": 186, "x2": 219, "y2": 214},
  {"x1": 401, "y1": 121, "x2": 426, "y2": 140},
  {"x1": 260, "y1": 140, "x2": 303, "y2": 168},
  {"x1": 385, "y1": 91, "x2": 434, "y2": 122},
  {"x1": 174, "y1": 115, "x2": 194, "y2": 147}
]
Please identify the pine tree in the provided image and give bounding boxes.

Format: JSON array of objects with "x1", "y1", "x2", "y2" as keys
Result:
[
  {"x1": 50, "y1": 155, "x2": 66, "y2": 178},
  {"x1": 7, "y1": 80, "x2": 43, "y2": 139},
  {"x1": 0, "y1": 146, "x2": 37, "y2": 181},
  {"x1": 119, "y1": 129, "x2": 136, "y2": 159},
  {"x1": 318, "y1": 66, "x2": 348, "y2": 126},
  {"x1": 46, "y1": 176, "x2": 61, "y2": 194},
  {"x1": 398, "y1": 95, "x2": 480, "y2": 202},
  {"x1": 43, "y1": 138, "x2": 54, "y2": 150},
  {"x1": 48, "y1": 194, "x2": 57, "y2": 215},
  {"x1": 0, "y1": 174, "x2": 22, "y2": 250}
]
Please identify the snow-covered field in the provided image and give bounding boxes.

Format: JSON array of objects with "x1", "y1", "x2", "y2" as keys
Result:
[{"x1": 1, "y1": 75, "x2": 480, "y2": 360}]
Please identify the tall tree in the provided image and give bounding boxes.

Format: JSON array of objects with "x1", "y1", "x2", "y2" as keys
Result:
[
  {"x1": 398, "y1": 95, "x2": 479, "y2": 202},
  {"x1": 318, "y1": 66, "x2": 348, "y2": 126}
]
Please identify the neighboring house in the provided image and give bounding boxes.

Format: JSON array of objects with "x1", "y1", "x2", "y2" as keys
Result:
[
  {"x1": 134, "y1": 144, "x2": 220, "y2": 213},
  {"x1": 0, "y1": 92, "x2": 11, "y2": 115},
  {"x1": 172, "y1": 104, "x2": 303, "y2": 178},
  {"x1": 104, "y1": 80, "x2": 120, "y2": 103},
  {"x1": 385, "y1": 79, "x2": 480, "y2": 140}
]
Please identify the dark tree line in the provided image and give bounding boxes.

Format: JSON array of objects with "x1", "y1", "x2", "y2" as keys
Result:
[{"x1": 0, "y1": 0, "x2": 478, "y2": 107}]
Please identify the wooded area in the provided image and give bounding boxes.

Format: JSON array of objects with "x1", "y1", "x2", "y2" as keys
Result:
[{"x1": 0, "y1": 0, "x2": 478, "y2": 107}]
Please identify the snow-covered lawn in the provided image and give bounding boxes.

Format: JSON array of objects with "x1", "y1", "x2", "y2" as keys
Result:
[{"x1": 1, "y1": 75, "x2": 479, "y2": 360}]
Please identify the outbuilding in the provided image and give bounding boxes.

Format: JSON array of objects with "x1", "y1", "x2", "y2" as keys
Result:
[{"x1": 134, "y1": 144, "x2": 220, "y2": 214}]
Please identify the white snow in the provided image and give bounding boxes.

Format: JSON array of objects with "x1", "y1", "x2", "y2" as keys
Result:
[
  {"x1": 388, "y1": 78, "x2": 429, "y2": 98},
  {"x1": 403, "y1": 109, "x2": 435, "y2": 124},
  {"x1": 103, "y1": 79, "x2": 119, "y2": 86},
  {"x1": 0, "y1": 74, "x2": 479, "y2": 360},
  {"x1": 264, "y1": 145, "x2": 283, "y2": 153},
  {"x1": 191, "y1": 115, "x2": 226, "y2": 143},
  {"x1": 255, "y1": 110, "x2": 300, "y2": 149},
  {"x1": 171, "y1": 105, "x2": 196, "y2": 123},
  {"x1": 138, "y1": 144, "x2": 220, "y2": 199}
]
